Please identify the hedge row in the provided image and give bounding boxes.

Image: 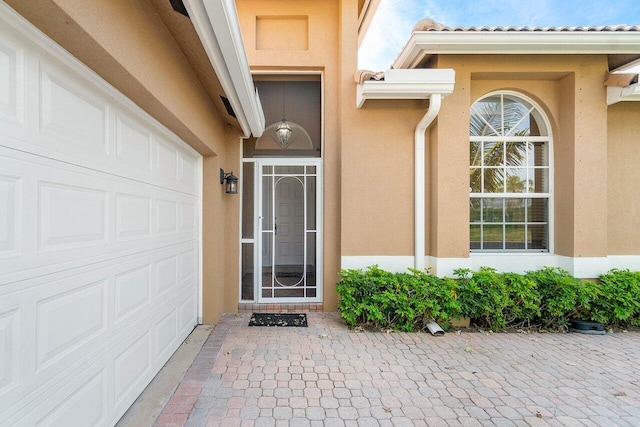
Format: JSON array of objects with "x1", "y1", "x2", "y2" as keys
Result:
[{"x1": 336, "y1": 266, "x2": 640, "y2": 332}]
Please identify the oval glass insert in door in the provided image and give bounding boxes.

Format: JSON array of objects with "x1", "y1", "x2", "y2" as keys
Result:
[{"x1": 273, "y1": 175, "x2": 305, "y2": 297}]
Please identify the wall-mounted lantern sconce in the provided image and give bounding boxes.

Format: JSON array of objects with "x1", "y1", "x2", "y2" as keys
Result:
[{"x1": 220, "y1": 169, "x2": 238, "y2": 194}]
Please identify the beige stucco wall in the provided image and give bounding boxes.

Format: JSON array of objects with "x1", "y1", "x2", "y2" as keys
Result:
[
  {"x1": 608, "y1": 102, "x2": 640, "y2": 254},
  {"x1": 7, "y1": 0, "x2": 241, "y2": 323}
]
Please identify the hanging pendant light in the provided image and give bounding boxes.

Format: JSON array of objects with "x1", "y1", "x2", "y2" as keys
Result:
[
  {"x1": 274, "y1": 82, "x2": 292, "y2": 149},
  {"x1": 275, "y1": 119, "x2": 292, "y2": 148}
]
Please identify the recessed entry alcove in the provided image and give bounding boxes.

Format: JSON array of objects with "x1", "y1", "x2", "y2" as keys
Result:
[{"x1": 241, "y1": 76, "x2": 323, "y2": 304}]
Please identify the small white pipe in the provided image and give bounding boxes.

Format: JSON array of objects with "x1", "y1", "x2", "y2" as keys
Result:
[{"x1": 414, "y1": 94, "x2": 442, "y2": 270}]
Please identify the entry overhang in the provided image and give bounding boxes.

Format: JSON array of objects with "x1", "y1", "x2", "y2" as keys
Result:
[
  {"x1": 356, "y1": 68, "x2": 455, "y2": 108},
  {"x1": 185, "y1": 0, "x2": 265, "y2": 137}
]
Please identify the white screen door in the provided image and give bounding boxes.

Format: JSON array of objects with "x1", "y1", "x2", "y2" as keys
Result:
[{"x1": 257, "y1": 159, "x2": 322, "y2": 303}]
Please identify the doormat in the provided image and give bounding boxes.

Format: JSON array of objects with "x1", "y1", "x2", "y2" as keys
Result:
[{"x1": 248, "y1": 313, "x2": 308, "y2": 327}]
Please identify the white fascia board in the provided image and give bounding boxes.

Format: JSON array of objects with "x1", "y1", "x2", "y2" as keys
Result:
[
  {"x1": 185, "y1": 0, "x2": 265, "y2": 138},
  {"x1": 394, "y1": 32, "x2": 640, "y2": 69},
  {"x1": 356, "y1": 69, "x2": 455, "y2": 108}
]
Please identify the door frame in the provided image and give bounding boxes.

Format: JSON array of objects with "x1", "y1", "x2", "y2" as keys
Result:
[{"x1": 244, "y1": 157, "x2": 323, "y2": 303}]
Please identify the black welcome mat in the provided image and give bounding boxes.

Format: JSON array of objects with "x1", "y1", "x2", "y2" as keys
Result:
[{"x1": 249, "y1": 313, "x2": 307, "y2": 327}]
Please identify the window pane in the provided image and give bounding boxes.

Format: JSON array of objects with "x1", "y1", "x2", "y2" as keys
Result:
[
  {"x1": 306, "y1": 232, "x2": 317, "y2": 289},
  {"x1": 505, "y1": 225, "x2": 526, "y2": 249},
  {"x1": 528, "y1": 224, "x2": 548, "y2": 250},
  {"x1": 470, "y1": 97, "x2": 502, "y2": 136},
  {"x1": 306, "y1": 165, "x2": 316, "y2": 174},
  {"x1": 483, "y1": 198, "x2": 503, "y2": 222},
  {"x1": 504, "y1": 141, "x2": 527, "y2": 167},
  {"x1": 262, "y1": 176, "x2": 273, "y2": 230},
  {"x1": 505, "y1": 169, "x2": 526, "y2": 193},
  {"x1": 483, "y1": 142, "x2": 504, "y2": 166},
  {"x1": 529, "y1": 168, "x2": 549, "y2": 193},
  {"x1": 505, "y1": 199, "x2": 525, "y2": 222},
  {"x1": 470, "y1": 141, "x2": 482, "y2": 166},
  {"x1": 503, "y1": 97, "x2": 531, "y2": 136},
  {"x1": 275, "y1": 166, "x2": 304, "y2": 175},
  {"x1": 470, "y1": 225, "x2": 481, "y2": 249},
  {"x1": 483, "y1": 225, "x2": 503, "y2": 249},
  {"x1": 306, "y1": 176, "x2": 316, "y2": 230},
  {"x1": 483, "y1": 168, "x2": 504, "y2": 193},
  {"x1": 470, "y1": 167, "x2": 482, "y2": 193},
  {"x1": 531, "y1": 141, "x2": 549, "y2": 166},
  {"x1": 242, "y1": 162, "x2": 254, "y2": 239},
  {"x1": 470, "y1": 198, "x2": 481, "y2": 222},
  {"x1": 527, "y1": 199, "x2": 548, "y2": 223},
  {"x1": 241, "y1": 243, "x2": 254, "y2": 300}
]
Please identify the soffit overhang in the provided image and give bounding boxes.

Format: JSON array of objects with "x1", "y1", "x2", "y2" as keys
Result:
[{"x1": 184, "y1": 0, "x2": 265, "y2": 138}]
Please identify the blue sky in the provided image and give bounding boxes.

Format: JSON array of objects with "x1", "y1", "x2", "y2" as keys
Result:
[{"x1": 359, "y1": 0, "x2": 640, "y2": 70}]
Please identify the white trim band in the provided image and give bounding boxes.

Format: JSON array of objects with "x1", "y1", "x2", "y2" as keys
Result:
[{"x1": 341, "y1": 255, "x2": 640, "y2": 278}]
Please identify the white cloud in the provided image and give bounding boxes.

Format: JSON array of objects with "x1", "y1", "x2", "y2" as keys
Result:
[{"x1": 358, "y1": 0, "x2": 416, "y2": 70}]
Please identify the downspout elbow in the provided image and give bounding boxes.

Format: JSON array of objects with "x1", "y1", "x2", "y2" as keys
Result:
[{"x1": 414, "y1": 94, "x2": 442, "y2": 270}]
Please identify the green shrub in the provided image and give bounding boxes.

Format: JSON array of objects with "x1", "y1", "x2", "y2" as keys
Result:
[
  {"x1": 336, "y1": 266, "x2": 460, "y2": 332},
  {"x1": 525, "y1": 267, "x2": 599, "y2": 329},
  {"x1": 590, "y1": 269, "x2": 640, "y2": 327},
  {"x1": 336, "y1": 265, "x2": 640, "y2": 332},
  {"x1": 454, "y1": 267, "x2": 539, "y2": 331}
]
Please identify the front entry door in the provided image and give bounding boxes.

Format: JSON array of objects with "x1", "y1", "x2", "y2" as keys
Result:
[{"x1": 257, "y1": 160, "x2": 322, "y2": 303}]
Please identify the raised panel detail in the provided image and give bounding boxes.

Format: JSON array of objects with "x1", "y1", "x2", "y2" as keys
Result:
[
  {"x1": 40, "y1": 65, "x2": 106, "y2": 152},
  {"x1": 179, "y1": 249, "x2": 195, "y2": 282},
  {"x1": 179, "y1": 151, "x2": 197, "y2": 188},
  {"x1": 180, "y1": 202, "x2": 196, "y2": 232},
  {"x1": 0, "y1": 308, "x2": 19, "y2": 396},
  {"x1": 0, "y1": 175, "x2": 20, "y2": 257},
  {"x1": 179, "y1": 295, "x2": 196, "y2": 330},
  {"x1": 156, "y1": 199, "x2": 177, "y2": 234},
  {"x1": 114, "y1": 265, "x2": 151, "y2": 322},
  {"x1": 39, "y1": 183, "x2": 107, "y2": 250},
  {"x1": 155, "y1": 137, "x2": 177, "y2": 180},
  {"x1": 115, "y1": 194, "x2": 151, "y2": 240},
  {"x1": 36, "y1": 371, "x2": 105, "y2": 427},
  {"x1": 114, "y1": 333, "x2": 149, "y2": 403},
  {"x1": 0, "y1": 36, "x2": 24, "y2": 124},
  {"x1": 155, "y1": 310, "x2": 177, "y2": 358},
  {"x1": 116, "y1": 115, "x2": 152, "y2": 170},
  {"x1": 156, "y1": 255, "x2": 177, "y2": 295},
  {"x1": 36, "y1": 280, "x2": 106, "y2": 368}
]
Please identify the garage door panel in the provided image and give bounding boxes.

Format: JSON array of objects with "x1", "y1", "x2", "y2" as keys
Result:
[
  {"x1": 115, "y1": 113, "x2": 153, "y2": 170},
  {"x1": 0, "y1": 174, "x2": 21, "y2": 258},
  {"x1": 1, "y1": 5, "x2": 201, "y2": 425},
  {"x1": 0, "y1": 149, "x2": 198, "y2": 285},
  {"x1": 0, "y1": 307, "x2": 20, "y2": 398},
  {"x1": 0, "y1": 241, "x2": 198, "y2": 425},
  {"x1": 0, "y1": 28, "x2": 25, "y2": 126},
  {"x1": 39, "y1": 59, "x2": 109, "y2": 154}
]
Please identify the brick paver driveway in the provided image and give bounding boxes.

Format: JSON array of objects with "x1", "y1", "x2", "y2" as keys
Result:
[{"x1": 155, "y1": 313, "x2": 640, "y2": 427}]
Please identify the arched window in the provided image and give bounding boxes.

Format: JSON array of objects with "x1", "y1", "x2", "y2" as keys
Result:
[{"x1": 470, "y1": 92, "x2": 551, "y2": 252}]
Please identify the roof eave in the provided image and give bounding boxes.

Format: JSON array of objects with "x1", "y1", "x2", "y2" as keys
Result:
[
  {"x1": 394, "y1": 32, "x2": 640, "y2": 69},
  {"x1": 185, "y1": 0, "x2": 265, "y2": 138},
  {"x1": 356, "y1": 69, "x2": 455, "y2": 108}
]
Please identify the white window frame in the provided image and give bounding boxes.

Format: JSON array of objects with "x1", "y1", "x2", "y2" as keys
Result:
[{"x1": 469, "y1": 91, "x2": 554, "y2": 253}]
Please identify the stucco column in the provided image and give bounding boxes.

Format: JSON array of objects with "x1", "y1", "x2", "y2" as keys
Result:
[
  {"x1": 556, "y1": 58, "x2": 608, "y2": 258},
  {"x1": 429, "y1": 68, "x2": 471, "y2": 259}
]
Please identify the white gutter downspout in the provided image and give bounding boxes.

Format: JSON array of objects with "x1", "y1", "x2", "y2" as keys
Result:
[
  {"x1": 414, "y1": 94, "x2": 441, "y2": 270},
  {"x1": 356, "y1": 68, "x2": 454, "y2": 270}
]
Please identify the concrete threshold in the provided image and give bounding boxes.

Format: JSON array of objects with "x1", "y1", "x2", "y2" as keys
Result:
[{"x1": 116, "y1": 325, "x2": 213, "y2": 427}]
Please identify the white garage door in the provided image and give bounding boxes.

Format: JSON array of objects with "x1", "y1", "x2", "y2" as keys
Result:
[{"x1": 0, "y1": 5, "x2": 201, "y2": 426}]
